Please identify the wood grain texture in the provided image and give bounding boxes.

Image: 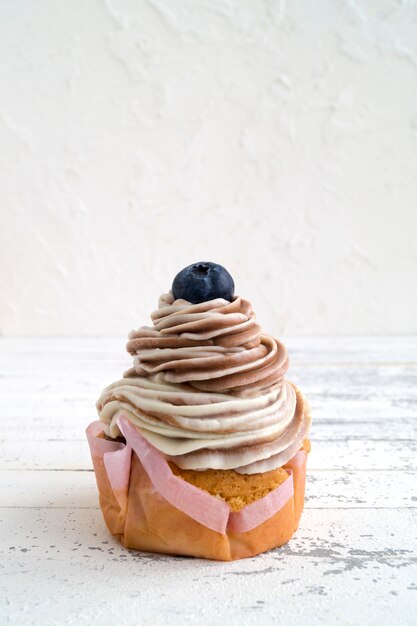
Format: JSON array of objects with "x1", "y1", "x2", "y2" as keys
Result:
[
  {"x1": 1, "y1": 336, "x2": 416, "y2": 625},
  {"x1": 1, "y1": 438, "x2": 417, "y2": 471},
  {"x1": 1, "y1": 508, "x2": 416, "y2": 626},
  {"x1": 2, "y1": 469, "x2": 417, "y2": 509}
]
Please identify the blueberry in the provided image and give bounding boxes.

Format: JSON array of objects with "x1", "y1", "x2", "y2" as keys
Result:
[{"x1": 172, "y1": 262, "x2": 235, "y2": 304}]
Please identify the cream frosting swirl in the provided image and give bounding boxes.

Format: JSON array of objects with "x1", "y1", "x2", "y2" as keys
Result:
[
  {"x1": 96, "y1": 293, "x2": 310, "y2": 474},
  {"x1": 124, "y1": 293, "x2": 289, "y2": 392}
]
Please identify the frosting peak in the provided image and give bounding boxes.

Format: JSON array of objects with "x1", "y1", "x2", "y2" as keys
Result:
[
  {"x1": 125, "y1": 293, "x2": 289, "y2": 393},
  {"x1": 97, "y1": 290, "x2": 310, "y2": 474}
]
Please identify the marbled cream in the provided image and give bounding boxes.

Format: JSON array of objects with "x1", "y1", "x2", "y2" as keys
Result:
[{"x1": 96, "y1": 293, "x2": 310, "y2": 473}]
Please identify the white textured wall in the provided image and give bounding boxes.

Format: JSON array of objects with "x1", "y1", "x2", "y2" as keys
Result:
[{"x1": 1, "y1": 0, "x2": 416, "y2": 337}]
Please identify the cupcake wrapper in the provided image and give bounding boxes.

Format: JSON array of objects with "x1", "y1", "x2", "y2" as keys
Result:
[{"x1": 86, "y1": 416, "x2": 309, "y2": 561}]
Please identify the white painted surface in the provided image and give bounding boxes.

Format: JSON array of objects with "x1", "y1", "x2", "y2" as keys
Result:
[
  {"x1": 1, "y1": 1, "x2": 417, "y2": 336},
  {"x1": 1, "y1": 336, "x2": 416, "y2": 625}
]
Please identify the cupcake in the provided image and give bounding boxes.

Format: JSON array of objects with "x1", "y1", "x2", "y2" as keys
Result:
[{"x1": 87, "y1": 262, "x2": 311, "y2": 561}]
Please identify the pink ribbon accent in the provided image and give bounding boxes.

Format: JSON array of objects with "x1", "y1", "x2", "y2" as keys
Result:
[
  {"x1": 118, "y1": 417, "x2": 230, "y2": 533},
  {"x1": 228, "y1": 471, "x2": 294, "y2": 533},
  {"x1": 285, "y1": 449, "x2": 307, "y2": 469},
  {"x1": 86, "y1": 421, "x2": 132, "y2": 509}
]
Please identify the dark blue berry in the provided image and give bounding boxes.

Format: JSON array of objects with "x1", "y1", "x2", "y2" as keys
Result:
[{"x1": 172, "y1": 262, "x2": 235, "y2": 304}]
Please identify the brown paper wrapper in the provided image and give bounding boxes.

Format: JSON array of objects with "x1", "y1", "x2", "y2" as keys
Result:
[{"x1": 88, "y1": 420, "x2": 309, "y2": 561}]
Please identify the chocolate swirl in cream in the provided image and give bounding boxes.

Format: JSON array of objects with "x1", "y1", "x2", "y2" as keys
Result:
[
  {"x1": 124, "y1": 293, "x2": 289, "y2": 392},
  {"x1": 96, "y1": 293, "x2": 310, "y2": 474}
]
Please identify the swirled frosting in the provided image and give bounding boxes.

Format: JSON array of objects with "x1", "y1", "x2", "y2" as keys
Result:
[{"x1": 96, "y1": 293, "x2": 310, "y2": 474}]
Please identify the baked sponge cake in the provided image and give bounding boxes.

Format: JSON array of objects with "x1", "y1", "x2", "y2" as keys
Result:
[
  {"x1": 169, "y1": 464, "x2": 290, "y2": 512},
  {"x1": 87, "y1": 262, "x2": 311, "y2": 561}
]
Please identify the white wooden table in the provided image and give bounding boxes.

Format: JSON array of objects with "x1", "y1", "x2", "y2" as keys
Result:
[{"x1": 1, "y1": 336, "x2": 416, "y2": 626}]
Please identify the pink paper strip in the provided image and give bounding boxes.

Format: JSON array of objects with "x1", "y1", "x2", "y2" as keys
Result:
[
  {"x1": 227, "y1": 471, "x2": 294, "y2": 533},
  {"x1": 285, "y1": 449, "x2": 307, "y2": 469},
  {"x1": 103, "y1": 445, "x2": 132, "y2": 493},
  {"x1": 86, "y1": 421, "x2": 132, "y2": 507},
  {"x1": 117, "y1": 417, "x2": 230, "y2": 534}
]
